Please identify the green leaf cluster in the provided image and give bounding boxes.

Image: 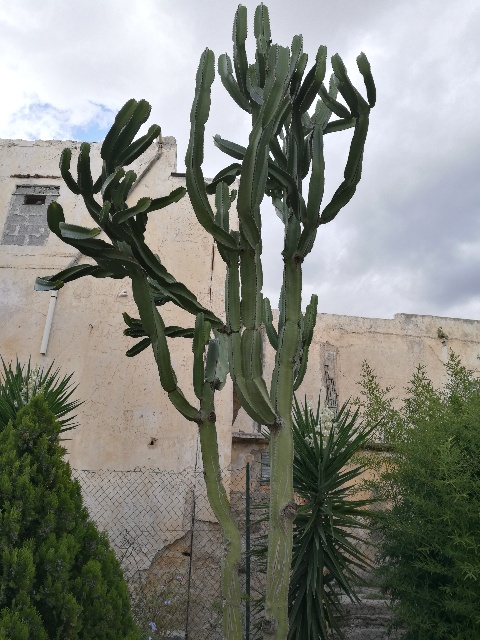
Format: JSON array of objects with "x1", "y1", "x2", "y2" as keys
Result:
[
  {"x1": 0, "y1": 394, "x2": 140, "y2": 639},
  {"x1": 289, "y1": 398, "x2": 377, "y2": 639},
  {"x1": 0, "y1": 359, "x2": 81, "y2": 435},
  {"x1": 364, "y1": 353, "x2": 480, "y2": 639}
]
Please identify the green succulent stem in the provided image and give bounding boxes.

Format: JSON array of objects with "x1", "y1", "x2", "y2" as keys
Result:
[
  {"x1": 130, "y1": 268, "x2": 199, "y2": 421},
  {"x1": 198, "y1": 382, "x2": 243, "y2": 640},
  {"x1": 264, "y1": 260, "x2": 302, "y2": 639}
]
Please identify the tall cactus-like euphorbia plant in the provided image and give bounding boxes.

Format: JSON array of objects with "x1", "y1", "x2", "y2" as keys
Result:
[
  {"x1": 35, "y1": 5, "x2": 375, "y2": 639},
  {"x1": 186, "y1": 5, "x2": 375, "y2": 638}
]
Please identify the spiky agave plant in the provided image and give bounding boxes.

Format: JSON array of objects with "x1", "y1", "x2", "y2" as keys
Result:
[
  {"x1": 0, "y1": 358, "x2": 81, "y2": 433},
  {"x1": 289, "y1": 398, "x2": 377, "y2": 639}
]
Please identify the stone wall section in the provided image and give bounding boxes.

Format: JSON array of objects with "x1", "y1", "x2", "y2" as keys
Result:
[
  {"x1": 2, "y1": 184, "x2": 59, "y2": 246},
  {"x1": 1, "y1": 137, "x2": 479, "y2": 639}
]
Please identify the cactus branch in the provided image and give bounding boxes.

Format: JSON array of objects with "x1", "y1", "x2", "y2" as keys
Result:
[
  {"x1": 263, "y1": 297, "x2": 279, "y2": 350},
  {"x1": 198, "y1": 381, "x2": 243, "y2": 640},
  {"x1": 130, "y1": 269, "x2": 199, "y2": 421},
  {"x1": 186, "y1": 49, "x2": 239, "y2": 251}
]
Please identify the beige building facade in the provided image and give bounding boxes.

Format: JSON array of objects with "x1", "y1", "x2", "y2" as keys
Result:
[
  {"x1": 1, "y1": 137, "x2": 480, "y2": 600},
  {"x1": 1, "y1": 136, "x2": 480, "y2": 471},
  {"x1": 0, "y1": 136, "x2": 232, "y2": 474}
]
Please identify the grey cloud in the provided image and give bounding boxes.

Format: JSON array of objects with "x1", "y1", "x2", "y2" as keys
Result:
[{"x1": 1, "y1": 0, "x2": 479, "y2": 321}]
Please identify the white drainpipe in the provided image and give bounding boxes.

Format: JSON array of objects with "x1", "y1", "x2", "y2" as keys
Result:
[{"x1": 40, "y1": 290, "x2": 58, "y2": 355}]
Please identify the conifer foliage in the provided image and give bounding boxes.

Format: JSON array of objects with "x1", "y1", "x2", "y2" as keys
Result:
[
  {"x1": 0, "y1": 392, "x2": 139, "y2": 639},
  {"x1": 361, "y1": 354, "x2": 480, "y2": 639}
]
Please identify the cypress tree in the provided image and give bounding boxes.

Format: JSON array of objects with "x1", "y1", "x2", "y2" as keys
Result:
[{"x1": 0, "y1": 394, "x2": 140, "y2": 639}]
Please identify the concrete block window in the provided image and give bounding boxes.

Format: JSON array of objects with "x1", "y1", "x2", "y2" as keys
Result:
[{"x1": 2, "y1": 184, "x2": 60, "y2": 246}]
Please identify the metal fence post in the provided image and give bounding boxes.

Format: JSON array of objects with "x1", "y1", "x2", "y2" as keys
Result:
[
  {"x1": 184, "y1": 482, "x2": 196, "y2": 640},
  {"x1": 246, "y1": 462, "x2": 251, "y2": 639}
]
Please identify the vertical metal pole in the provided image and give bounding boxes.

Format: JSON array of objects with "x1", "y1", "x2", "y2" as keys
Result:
[
  {"x1": 185, "y1": 442, "x2": 200, "y2": 640},
  {"x1": 184, "y1": 487, "x2": 196, "y2": 640},
  {"x1": 246, "y1": 462, "x2": 251, "y2": 639}
]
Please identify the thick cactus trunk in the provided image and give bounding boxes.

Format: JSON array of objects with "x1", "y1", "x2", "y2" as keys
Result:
[
  {"x1": 264, "y1": 261, "x2": 302, "y2": 638},
  {"x1": 264, "y1": 413, "x2": 295, "y2": 638},
  {"x1": 199, "y1": 383, "x2": 243, "y2": 640}
]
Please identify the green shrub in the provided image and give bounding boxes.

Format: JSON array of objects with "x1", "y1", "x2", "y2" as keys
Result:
[
  {"x1": 0, "y1": 394, "x2": 140, "y2": 639},
  {"x1": 366, "y1": 354, "x2": 480, "y2": 639}
]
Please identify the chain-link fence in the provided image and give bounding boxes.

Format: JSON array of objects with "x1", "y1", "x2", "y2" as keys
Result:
[
  {"x1": 72, "y1": 465, "x2": 399, "y2": 639},
  {"x1": 73, "y1": 467, "x2": 228, "y2": 639}
]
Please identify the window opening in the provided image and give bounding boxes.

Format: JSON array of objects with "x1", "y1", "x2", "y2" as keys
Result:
[
  {"x1": 324, "y1": 349, "x2": 339, "y2": 417},
  {"x1": 24, "y1": 194, "x2": 47, "y2": 205},
  {"x1": 324, "y1": 367, "x2": 338, "y2": 416},
  {"x1": 2, "y1": 185, "x2": 59, "y2": 246}
]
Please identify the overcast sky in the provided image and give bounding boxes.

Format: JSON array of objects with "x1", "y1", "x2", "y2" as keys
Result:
[{"x1": 1, "y1": 0, "x2": 479, "y2": 320}]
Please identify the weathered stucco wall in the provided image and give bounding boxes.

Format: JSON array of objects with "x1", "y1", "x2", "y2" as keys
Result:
[
  {"x1": 0, "y1": 136, "x2": 232, "y2": 474},
  {"x1": 2, "y1": 136, "x2": 480, "y2": 465},
  {"x1": 303, "y1": 311, "x2": 480, "y2": 407},
  {"x1": 233, "y1": 308, "x2": 480, "y2": 435},
  {"x1": 3, "y1": 135, "x2": 480, "y2": 466}
]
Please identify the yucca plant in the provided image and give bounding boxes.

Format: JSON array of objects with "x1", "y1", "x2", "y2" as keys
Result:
[
  {"x1": 0, "y1": 358, "x2": 81, "y2": 434},
  {"x1": 289, "y1": 397, "x2": 377, "y2": 639}
]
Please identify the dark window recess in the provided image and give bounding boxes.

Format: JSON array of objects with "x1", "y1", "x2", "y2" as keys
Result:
[
  {"x1": 324, "y1": 350, "x2": 339, "y2": 417},
  {"x1": 24, "y1": 194, "x2": 46, "y2": 205},
  {"x1": 325, "y1": 370, "x2": 338, "y2": 416},
  {"x1": 260, "y1": 452, "x2": 270, "y2": 484},
  {"x1": 2, "y1": 185, "x2": 59, "y2": 246}
]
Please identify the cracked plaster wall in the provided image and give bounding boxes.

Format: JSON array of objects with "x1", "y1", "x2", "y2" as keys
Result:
[
  {"x1": 2, "y1": 138, "x2": 480, "y2": 482},
  {"x1": 233, "y1": 310, "x2": 480, "y2": 436},
  {"x1": 0, "y1": 137, "x2": 232, "y2": 474},
  {"x1": 2, "y1": 137, "x2": 480, "y2": 595}
]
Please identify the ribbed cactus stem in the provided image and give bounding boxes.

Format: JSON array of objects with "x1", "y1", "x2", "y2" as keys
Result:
[
  {"x1": 130, "y1": 268, "x2": 200, "y2": 421},
  {"x1": 264, "y1": 260, "x2": 302, "y2": 639},
  {"x1": 198, "y1": 382, "x2": 243, "y2": 640}
]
